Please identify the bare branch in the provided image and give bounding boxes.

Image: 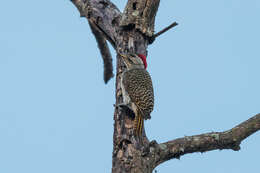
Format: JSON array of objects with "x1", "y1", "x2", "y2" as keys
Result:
[
  {"x1": 88, "y1": 21, "x2": 114, "y2": 83},
  {"x1": 71, "y1": 0, "x2": 121, "y2": 83},
  {"x1": 148, "y1": 22, "x2": 178, "y2": 44},
  {"x1": 149, "y1": 113, "x2": 260, "y2": 168},
  {"x1": 153, "y1": 22, "x2": 178, "y2": 38}
]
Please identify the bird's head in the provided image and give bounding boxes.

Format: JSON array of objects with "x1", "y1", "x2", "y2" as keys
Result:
[{"x1": 120, "y1": 53, "x2": 147, "y2": 70}]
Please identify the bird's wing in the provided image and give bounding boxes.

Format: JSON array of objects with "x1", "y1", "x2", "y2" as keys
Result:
[{"x1": 122, "y1": 69, "x2": 154, "y2": 120}]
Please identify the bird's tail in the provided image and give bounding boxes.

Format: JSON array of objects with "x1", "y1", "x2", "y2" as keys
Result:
[{"x1": 134, "y1": 111, "x2": 144, "y2": 137}]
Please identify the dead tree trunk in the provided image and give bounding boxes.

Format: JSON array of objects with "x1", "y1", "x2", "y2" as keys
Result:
[{"x1": 70, "y1": 1, "x2": 260, "y2": 172}]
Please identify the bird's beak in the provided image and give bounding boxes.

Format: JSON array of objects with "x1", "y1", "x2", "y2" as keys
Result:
[
  {"x1": 119, "y1": 53, "x2": 129, "y2": 64},
  {"x1": 119, "y1": 53, "x2": 127, "y2": 60}
]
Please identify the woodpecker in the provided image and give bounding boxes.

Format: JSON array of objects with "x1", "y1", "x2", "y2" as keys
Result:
[{"x1": 119, "y1": 53, "x2": 154, "y2": 137}]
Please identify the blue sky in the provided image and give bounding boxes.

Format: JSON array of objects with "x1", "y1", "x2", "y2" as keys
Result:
[{"x1": 0, "y1": 1, "x2": 259, "y2": 172}]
